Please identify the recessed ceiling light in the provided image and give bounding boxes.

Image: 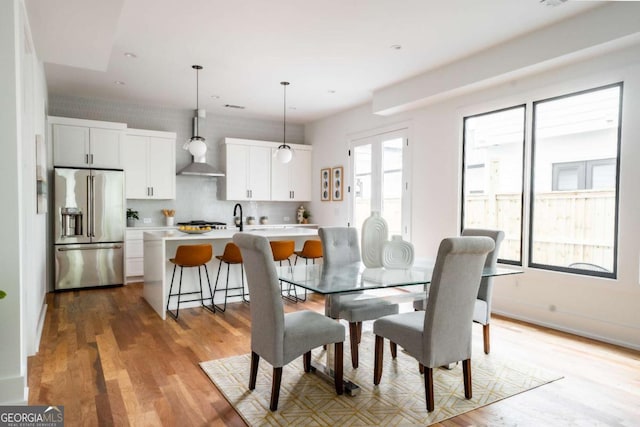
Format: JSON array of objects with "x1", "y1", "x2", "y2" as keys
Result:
[
  {"x1": 124, "y1": 52, "x2": 137, "y2": 58},
  {"x1": 114, "y1": 80, "x2": 126, "y2": 85},
  {"x1": 210, "y1": 95, "x2": 220, "y2": 99},
  {"x1": 289, "y1": 106, "x2": 297, "y2": 110},
  {"x1": 390, "y1": 44, "x2": 402, "y2": 50},
  {"x1": 327, "y1": 90, "x2": 336, "y2": 94}
]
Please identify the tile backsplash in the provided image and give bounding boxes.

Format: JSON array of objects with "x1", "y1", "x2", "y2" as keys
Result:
[{"x1": 49, "y1": 95, "x2": 308, "y2": 225}]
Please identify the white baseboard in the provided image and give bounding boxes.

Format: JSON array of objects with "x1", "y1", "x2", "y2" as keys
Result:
[
  {"x1": 492, "y1": 309, "x2": 640, "y2": 352},
  {"x1": 30, "y1": 302, "x2": 48, "y2": 356}
]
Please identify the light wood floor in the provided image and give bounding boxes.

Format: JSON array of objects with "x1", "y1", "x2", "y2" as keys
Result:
[{"x1": 29, "y1": 283, "x2": 640, "y2": 426}]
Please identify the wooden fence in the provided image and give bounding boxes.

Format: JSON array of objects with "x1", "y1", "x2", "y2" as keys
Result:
[{"x1": 466, "y1": 190, "x2": 615, "y2": 270}]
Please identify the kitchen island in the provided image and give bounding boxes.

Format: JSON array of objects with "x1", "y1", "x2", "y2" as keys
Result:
[{"x1": 143, "y1": 227, "x2": 319, "y2": 319}]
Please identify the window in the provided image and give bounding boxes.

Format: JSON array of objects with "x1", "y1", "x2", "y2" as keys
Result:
[
  {"x1": 351, "y1": 129, "x2": 409, "y2": 238},
  {"x1": 462, "y1": 106, "x2": 526, "y2": 264},
  {"x1": 461, "y1": 82, "x2": 622, "y2": 278},
  {"x1": 530, "y1": 84, "x2": 621, "y2": 277},
  {"x1": 552, "y1": 158, "x2": 616, "y2": 191}
]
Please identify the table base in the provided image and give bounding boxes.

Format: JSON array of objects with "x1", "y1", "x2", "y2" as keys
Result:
[{"x1": 309, "y1": 361, "x2": 360, "y2": 397}]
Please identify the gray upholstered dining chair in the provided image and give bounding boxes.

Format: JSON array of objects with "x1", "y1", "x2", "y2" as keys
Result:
[
  {"x1": 319, "y1": 226, "x2": 399, "y2": 369},
  {"x1": 233, "y1": 233, "x2": 345, "y2": 411},
  {"x1": 373, "y1": 236, "x2": 495, "y2": 412},
  {"x1": 413, "y1": 228, "x2": 504, "y2": 354}
]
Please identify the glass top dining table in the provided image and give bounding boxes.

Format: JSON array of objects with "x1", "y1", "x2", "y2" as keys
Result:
[{"x1": 276, "y1": 259, "x2": 523, "y2": 295}]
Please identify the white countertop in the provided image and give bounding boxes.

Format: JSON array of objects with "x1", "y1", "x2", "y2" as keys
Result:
[
  {"x1": 144, "y1": 227, "x2": 319, "y2": 241},
  {"x1": 127, "y1": 225, "x2": 177, "y2": 230}
]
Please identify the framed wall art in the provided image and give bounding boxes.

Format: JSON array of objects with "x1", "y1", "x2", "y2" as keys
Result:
[
  {"x1": 321, "y1": 168, "x2": 331, "y2": 201},
  {"x1": 331, "y1": 166, "x2": 343, "y2": 201}
]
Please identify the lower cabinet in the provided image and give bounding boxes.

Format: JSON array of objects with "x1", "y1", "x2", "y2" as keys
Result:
[
  {"x1": 125, "y1": 228, "x2": 173, "y2": 282},
  {"x1": 125, "y1": 230, "x2": 145, "y2": 282}
]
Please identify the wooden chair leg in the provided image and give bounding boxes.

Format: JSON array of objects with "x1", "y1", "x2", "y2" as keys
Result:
[
  {"x1": 424, "y1": 367, "x2": 434, "y2": 412},
  {"x1": 356, "y1": 322, "x2": 362, "y2": 344},
  {"x1": 348, "y1": 322, "x2": 359, "y2": 368},
  {"x1": 373, "y1": 335, "x2": 384, "y2": 385},
  {"x1": 334, "y1": 342, "x2": 344, "y2": 395},
  {"x1": 462, "y1": 359, "x2": 472, "y2": 399},
  {"x1": 390, "y1": 341, "x2": 397, "y2": 358},
  {"x1": 419, "y1": 363, "x2": 424, "y2": 374},
  {"x1": 483, "y1": 324, "x2": 490, "y2": 354},
  {"x1": 249, "y1": 351, "x2": 259, "y2": 390},
  {"x1": 303, "y1": 351, "x2": 311, "y2": 373},
  {"x1": 270, "y1": 367, "x2": 283, "y2": 411}
]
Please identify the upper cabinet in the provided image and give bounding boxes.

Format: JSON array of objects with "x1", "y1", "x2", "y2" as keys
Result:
[
  {"x1": 123, "y1": 129, "x2": 176, "y2": 199},
  {"x1": 271, "y1": 147, "x2": 312, "y2": 201},
  {"x1": 50, "y1": 116, "x2": 126, "y2": 169},
  {"x1": 224, "y1": 139, "x2": 272, "y2": 201},
  {"x1": 223, "y1": 138, "x2": 312, "y2": 202}
]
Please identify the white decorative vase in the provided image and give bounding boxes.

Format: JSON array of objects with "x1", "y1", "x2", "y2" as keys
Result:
[
  {"x1": 382, "y1": 235, "x2": 414, "y2": 269},
  {"x1": 361, "y1": 211, "x2": 388, "y2": 268},
  {"x1": 165, "y1": 216, "x2": 175, "y2": 227}
]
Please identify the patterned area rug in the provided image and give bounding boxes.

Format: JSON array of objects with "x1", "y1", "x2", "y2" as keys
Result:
[{"x1": 200, "y1": 332, "x2": 562, "y2": 426}]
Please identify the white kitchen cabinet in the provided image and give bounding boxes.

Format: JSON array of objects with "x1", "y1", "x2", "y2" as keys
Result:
[
  {"x1": 50, "y1": 116, "x2": 126, "y2": 169},
  {"x1": 224, "y1": 139, "x2": 272, "y2": 201},
  {"x1": 123, "y1": 129, "x2": 176, "y2": 199},
  {"x1": 125, "y1": 229, "x2": 145, "y2": 281},
  {"x1": 271, "y1": 147, "x2": 312, "y2": 201}
]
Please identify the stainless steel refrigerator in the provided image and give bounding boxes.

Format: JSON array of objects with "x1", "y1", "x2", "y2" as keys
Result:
[{"x1": 54, "y1": 167, "x2": 125, "y2": 290}]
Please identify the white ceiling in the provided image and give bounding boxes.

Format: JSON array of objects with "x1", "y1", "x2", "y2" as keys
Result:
[{"x1": 25, "y1": 0, "x2": 604, "y2": 123}]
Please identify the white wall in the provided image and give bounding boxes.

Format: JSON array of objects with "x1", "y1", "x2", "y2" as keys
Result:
[
  {"x1": 0, "y1": 0, "x2": 48, "y2": 404},
  {"x1": 306, "y1": 43, "x2": 640, "y2": 350}
]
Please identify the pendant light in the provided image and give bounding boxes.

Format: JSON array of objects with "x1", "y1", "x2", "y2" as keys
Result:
[
  {"x1": 177, "y1": 65, "x2": 225, "y2": 176},
  {"x1": 275, "y1": 81, "x2": 293, "y2": 164},
  {"x1": 185, "y1": 65, "x2": 206, "y2": 158}
]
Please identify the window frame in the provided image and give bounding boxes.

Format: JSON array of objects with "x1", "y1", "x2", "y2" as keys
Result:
[
  {"x1": 551, "y1": 158, "x2": 616, "y2": 191},
  {"x1": 528, "y1": 82, "x2": 623, "y2": 279},
  {"x1": 461, "y1": 104, "x2": 527, "y2": 266}
]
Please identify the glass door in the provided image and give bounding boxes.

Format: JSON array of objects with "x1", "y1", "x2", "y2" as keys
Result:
[{"x1": 350, "y1": 129, "x2": 409, "y2": 239}]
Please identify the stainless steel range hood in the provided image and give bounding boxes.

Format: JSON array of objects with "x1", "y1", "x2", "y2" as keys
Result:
[
  {"x1": 177, "y1": 160, "x2": 225, "y2": 177},
  {"x1": 177, "y1": 116, "x2": 225, "y2": 177}
]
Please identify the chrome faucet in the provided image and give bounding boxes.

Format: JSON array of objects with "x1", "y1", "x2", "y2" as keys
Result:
[{"x1": 233, "y1": 203, "x2": 243, "y2": 232}]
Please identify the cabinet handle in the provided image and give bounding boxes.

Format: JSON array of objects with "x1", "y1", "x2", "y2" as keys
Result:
[
  {"x1": 151, "y1": 187, "x2": 154, "y2": 196},
  {"x1": 90, "y1": 154, "x2": 94, "y2": 164},
  {"x1": 85, "y1": 154, "x2": 89, "y2": 164}
]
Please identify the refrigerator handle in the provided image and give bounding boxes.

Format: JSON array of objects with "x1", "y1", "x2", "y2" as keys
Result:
[
  {"x1": 90, "y1": 175, "x2": 96, "y2": 237},
  {"x1": 86, "y1": 175, "x2": 92, "y2": 238},
  {"x1": 57, "y1": 244, "x2": 123, "y2": 252}
]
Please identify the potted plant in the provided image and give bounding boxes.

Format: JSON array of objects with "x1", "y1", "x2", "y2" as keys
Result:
[
  {"x1": 302, "y1": 210, "x2": 311, "y2": 224},
  {"x1": 127, "y1": 208, "x2": 139, "y2": 227}
]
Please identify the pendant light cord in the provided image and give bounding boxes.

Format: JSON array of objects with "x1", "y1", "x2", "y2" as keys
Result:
[
  {"x1": 283, "y1": 82, "x2": 287, "y2": 146},
  {"x1": 192, "y1": 65, "x2": 203, "y2": 138},
  {"x1": 280, "y1": 81, "x2": 290, "y2": 148}
]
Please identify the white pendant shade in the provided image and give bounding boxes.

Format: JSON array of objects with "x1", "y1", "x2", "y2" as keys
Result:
[
  {"x1": 276, "y1": 146, "x2": 293, "y2": 163},
  {"x1": 188, "y1": 139, "x2": 207, "y2": 157}
]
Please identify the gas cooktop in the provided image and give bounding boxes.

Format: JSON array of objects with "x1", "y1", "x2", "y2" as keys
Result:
[{"x1": 177, "y1": 220, "x2": 229, "y2": 229}]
